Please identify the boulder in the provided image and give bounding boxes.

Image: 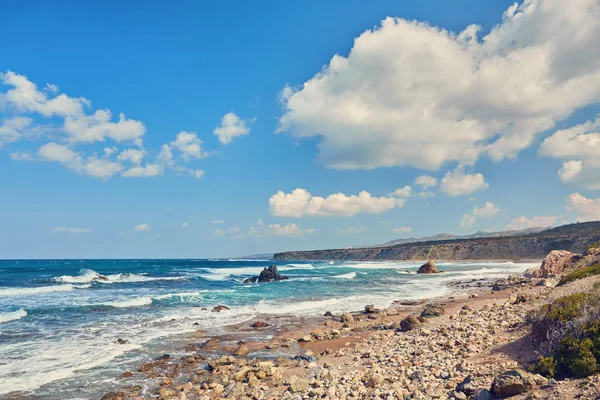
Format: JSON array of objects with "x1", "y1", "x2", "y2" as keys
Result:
[
  {"x1": 290, "y1": 377, "x2": 310, "y2": 393},
  {"x1": 364, "y1": 304, "x2": 376, "y2": 313},
  {"x1": 101, "y1": 392, "x2": 125, "y2": 400},
  {"x1": 200, "y1": 338, "x2": 220, "y2": 350},
  {"x1": 245, "y1": 265, "x2": 289, "y2": 283},
  {"x1": 456, "y1": 374, "x2": 476, "y2": 396},
  {"x1": 323, "y1": 311, "x2": 333, "y2": 317},
  {"x1": 233, "y1": 344, "x2": 250, "y2": 356},
  {"x1": 340, "y1": 312, "x2": 354, "y2": 323},
  {"x1": 473, "y1": 388, "x2": 493, "y2": 400},
  {"x1": 251, "y1": 321, "x2": 269, "y2": 328},
  {"x1": 398, "y1": 316, "x2": 421, "y2": 332},
  {"x1": 420, "y1": 304, "x2": 445, "y2": 318},
  {"x1": 491, "y1": 370, "x2": 535, "y2": 397},
  {"x1": 417, "y1": 260, "x2": 439, "y2": 274},
  {"x1": 212, "y1": 305, "x2": 230, "y2": 312},
  {"x1": 532, "y1": 250, "x2": 577, "y2": 278}
]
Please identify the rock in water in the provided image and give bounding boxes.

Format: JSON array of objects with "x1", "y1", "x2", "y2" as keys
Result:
[
  {"x1": 245, "y1": 265, "x2": 289, "y2": 283},
  {"x1": 417, "y1": 260, "x2": 439, "y2": 274},
  {"x1": 491, "y1": 370, "x2": 535, "y2": 397},
  {"x1": 532, "y1": 250, "x2": 577, "y2": 278},
  {"x1": 251, "y1": 321, "x2": 269, "y2": 328}
]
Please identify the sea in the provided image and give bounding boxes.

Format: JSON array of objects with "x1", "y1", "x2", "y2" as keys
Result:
[{"x1": 0, "y1": 258, "x2": 537, "y2": 398}]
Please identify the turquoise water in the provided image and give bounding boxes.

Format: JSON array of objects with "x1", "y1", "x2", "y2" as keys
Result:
[{"x1": 0, "y1": 258, "x2": 536, "y2": 398}]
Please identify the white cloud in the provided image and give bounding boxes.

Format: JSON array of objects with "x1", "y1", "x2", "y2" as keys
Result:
[
  {"x1": 540, "y1": 116, "x2": 600, "y2": 188},
  {"x1": 0, "y1": 116, "x2": 32, "y2": 146},
  {"x1": 440, "y1": 168, "x2": 488, "y2": 196},
  {"x1": 121, "y1": 164, "x2": 162, "y2": 177},
  {"x1": 213, "y1": 112, "x2": 253, "y2": 144},
  {"x1": 64, "y1": 110, "x2": 145, "y2": 144},
  {"x1": 269, "y1": 188, "x2": 406, "y2": 217},
  {"x1": 392, "y1": 226, "x2": 411, "y2": 233},
  {"x1": 567, "y1": 193, "x2": 600, "y2": 222},
  {"x1": 169, "y1": 131, "x2": 210, "y2": 160},
  {"x1": 52, "y1": 227, "x2": 94, "y2": 233},
  {"x1": 214, "y1": 227, "x2": 242, "y2": 237},
  {"x1": 268, "y1": 223, "x2": 315, "y2": 237},
  {"x1": 336, "y1": 226, "x2": 367, "y2": 235},
  {"x1": 190, "y1": 169, "x2": 205, "y2": 179},
  {"x1": 416, "y1": 191, "x2": 435, "y2": 199},
  {"x1": 37, "y1": 142, "x2": 124, "y2": 179},
  {"x1": 414, "y1": 175, "x2": 438, "y2": 188},
  {"x1": 276, "y1": 1, "x2": 600, "y2": 171},
  {"x1": 390, "y1": 185, "x2": 412, "y2": 198},
  {"x1": 134, "y1": 223, "x2": 151, "y2": 231},
  {"x1": 212, "y1": 220, "x2": 226, "y2": 224},
  {"x1": 10, "y1": 151, "x2": 34, "y2": 161},
  {"x1": 0, "y1": 71, "x2": 89, "y2": 117},
  {"x1": 117, "y1": 148, "x2": 144, "y2": 165},
  {"x1": 460, "y1": 201, "x2": 499, "y2": 228},
  {"x1": 506, "y1": 215, "x2": 560, "y2": 230},
  {"x1": 181, "y1": 222, "x2": 189, "y2": 228}
]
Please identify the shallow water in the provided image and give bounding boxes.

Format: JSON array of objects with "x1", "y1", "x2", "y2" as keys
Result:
[{"x1": 0, "y1": 258, "x2": 536, "y2": 398}]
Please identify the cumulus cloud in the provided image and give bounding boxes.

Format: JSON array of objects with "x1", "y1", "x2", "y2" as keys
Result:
[
  {"x1": 540, "y1": 116, "x2": 600, "y2": 188},
  {"x1": 0, "y1": 116, "x2": 32, "y2": 146},
  {"x1": 506, "y1": 215, "x2": 559, "y2": 230},
  {"x1": 392, "y1": 226, "x2": 412, "y2": 233},
  {"x1": 269, "y1": 188, "x2": 407, "y2": 217},
  {"x1": 38, "y1": 142, "x2": 124, "y2": 179},
  {"x1": 440, "y1": 168, "x2": 488, "y2": 196},
  {"x1": 117, "y1": 148, "x2": 145, "y2": 165},
  {"x1": 567, "y1": 193, "x2": 600, "y2": 222},
  {"x1": 52, "y1": 227, "x2": 94, "y2": 233},
  {"x1": 121, "y1": 164, "x2": 162, "y2": 177},
  {"x1": 213, "y1": 112, "x2": 253, "y2": 144},
  {"x1": 336, "y1": 226, "x2": 367, "y2": 235},
  {"x1": 134, "y1": 223, "x2": 151, "y2": 231},
  {"x1": 268, "y1": 223, "x2": 315, "y2": 237},
  {"x1": 460, "y1": 201, "x2": 499, "y2": 228},
  {"x1": 276, "y1": 1, "x2": 600, "y2": 171},
  {"x1": 168, "y1": 131, "x2": 210, "y2": 160},
  {"x1": 414, "y1": 175, "x2": 438, "y2": 188},
  {"x1": 64, "y1": 110, "x2": 146, "y2": 144}
]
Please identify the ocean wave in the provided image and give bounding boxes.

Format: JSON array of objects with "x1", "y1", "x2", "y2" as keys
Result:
[
  {"x1": 53, "y1": 269, "x2": 187, "y2": 285},
  {"x1": 0, "y1": 309, "x2": 27, "y2": 324},
  {"x1": 100, "y1": 297, "x2": 153, "y2": 308},
  {"x1": 332, "y1": 272, "x2": 356, "y2": 279},
  {"x1": 0, "y1": 284, "x2": 76, "y2": 297}
]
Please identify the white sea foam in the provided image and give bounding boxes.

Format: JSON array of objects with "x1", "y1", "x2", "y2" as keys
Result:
[
  {"x1": 0, "y1": 284, "x2": 76, "y2": 296},
  {"x1": 0, "y1": 309, "x2": 27, "y2": 324},
  {"x1": 101, "y1": 297, "x2": 153, "y2": 308},
  {"x1": 200, "y1": 264, "x2": 314, "y2": 281},
  {"x1": 54, "y1": 269, "x2": 187, "y2": 284},
  {"x1": 332, "y1": 272, "x2": 356, "y2": 279}
]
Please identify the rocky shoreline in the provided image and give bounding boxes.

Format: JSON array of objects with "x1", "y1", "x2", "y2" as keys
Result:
[{"x1": 93, "y1": 253, "x2": 600, "y2": 400}]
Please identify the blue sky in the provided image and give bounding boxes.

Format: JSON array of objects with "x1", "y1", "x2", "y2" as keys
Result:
[{"x1": 1, "y1": 0, "x2": 599, "y2": 258}]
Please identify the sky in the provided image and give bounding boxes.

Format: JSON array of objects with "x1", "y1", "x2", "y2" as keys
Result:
[{"x1": 1, "y1": 0, "x2": 600, "y2": 259}]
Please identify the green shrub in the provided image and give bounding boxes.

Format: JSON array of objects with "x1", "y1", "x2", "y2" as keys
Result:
[
  {"x1": 531, "y1": 356, "x2": 556, "y2": 378},
  {"x1": 555, "y1": 337, "x2": 598, "y2": 378},
  {"x1": 583, "y1": 320, "x2": 600, "y2": 360},
  {"x1": 559, "y1": 264, "x2": 600, "y2": 286},
  {"x1": 543, "y1": 293, "x2": 591, "y2": 322}
]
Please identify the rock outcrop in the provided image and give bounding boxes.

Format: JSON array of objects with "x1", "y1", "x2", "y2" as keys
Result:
[
  {"x1": 531, "y1": 250, "x2": 577, "y2": 278},
  {"x1": 417, "y1": 260, "x2": 439, "y2": 274},
  {"x1": 491, "y1": 370, "x2": 535, "y2": 397},
  {"x1": 244, "y1": 265, "x2": 289, "y2": 283}
]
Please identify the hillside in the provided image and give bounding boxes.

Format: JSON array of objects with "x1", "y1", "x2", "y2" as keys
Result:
[{"x1": 273, "y1": 221, "x2": 600, "y2": 261}]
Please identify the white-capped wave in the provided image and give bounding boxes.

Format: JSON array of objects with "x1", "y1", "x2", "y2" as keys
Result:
[
  {"x1": 332, "y1": 272, "x2": 356, "y2": 279},
  {"x1": 53, "y1": 269, "x2": 187, "y2": 285},
  {"x1": 0, "y1": 284, "x2": 76, "y2": 297},
  {"x1": 100, "y1": 297, "x2": 153, "y2": 308},
  {"x1": 0, "y1": 309, "x2": 27, "y2": 324}
]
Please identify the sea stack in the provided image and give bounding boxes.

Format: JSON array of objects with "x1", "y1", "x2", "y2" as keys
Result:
[
  {"x1": 244, "y1": 265, "x2": 289, "y2": 283},
  {"x1": 417, "y1": 260, "x2": 439, "y2": 274}
]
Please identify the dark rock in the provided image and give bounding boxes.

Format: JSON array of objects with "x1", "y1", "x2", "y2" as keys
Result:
[
  {"x1": 212, "y1": 305, "x2": 230, "y2": 312},
  {"x1": 324, "y1": 311, "x2": 333, "y2": 317},
  {"x1": 420, "y1": 304, "x2": 445, "y2": 318},
  {"x1": 101, "y1": 392, "x2": 125, "y2": 400},
  {"x1": 456, "y1": 374, "x2": 476, "y2": 396},
  {"x1": 121, "y1": 371, "x2": 133, "y2": 378},
  {"x1": 251, "y1": 321, "x2": 269, "y2": 328},
  {"x1": 473, "y1": 388, "x2": 493, "y2": 400},
  {"x1": 200, "y1": 338, "x2": 220, "y2": 350},
  {"x1": 398, "y1": 316, "x2": 421, "y2": 332},
  {"x1": 115, "y1": 338, "x2": 129, "y2": 345},
  {"x1": 491, "y1": 370, "x2": 535, "y2": 397},
  {"x1": 154, "y1": 354, "x2": 170, "y2": 361},
  {"x1": 139, "y1": 363, "x2": 154, "y2": 372},
  {"x1": 364, "y1": 304, "x2": 376, "y2": 313},
  {"x1": 417, "y1": 260, "x2": 439, "y2": 274},
  {"x1": 245, "y1": 265, "x2": 289, "y2": 283}
]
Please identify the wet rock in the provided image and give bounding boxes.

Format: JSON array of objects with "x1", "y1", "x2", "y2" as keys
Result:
[
  {"x1": 491, "y1": 370, "x2": 535, "y2": 397},
  {"x1": 212, "y1": 305, "x2": 231, "y2": 312},
  {"x1": 364, "y1": 304, "x2": 376, "y2": 313},
  {"x1": 417, "y1": 260, "x2": 439, "y2": 274},
  {"x1": 155, "y1": 354, "x2": 170, "y2": 361},
  {"x1": 324, "y1": 311, "x2": 333, "y2": 317},
  {"x1": 234, "y1": 344, "x2": 250, "y2": 356},
  {"x1": 245, "y1": 265, "x2": 289, "y2": 283},
  {"x1": 115, "y1": 338, "x2": 129, "y2": 345},
  {"x1": 101, "y1": 392, "x2": 125, "y2": 400},
  {"x1": 200, "y1": 338, "x2": 219, "y2": 350},
  {"x1": 251, "y1": 321, "x2": 269, "y2": 328},
  {"x1": 139, "y1": 362, "x2": 154, "y2": 372}
]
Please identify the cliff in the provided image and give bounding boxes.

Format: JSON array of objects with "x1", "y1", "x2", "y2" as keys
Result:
[{"x1": 273, "y1": 221, "x2": 600, "y2": 261}]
